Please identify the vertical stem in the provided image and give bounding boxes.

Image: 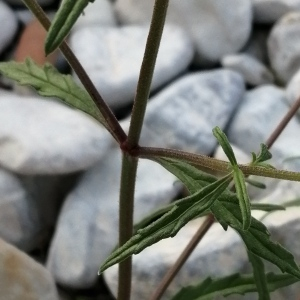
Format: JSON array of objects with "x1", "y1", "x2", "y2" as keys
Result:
[
  {"x1": 118, "y1": 2, "x2": 169, "y2": 297},
  {"x1": 127, "y1": 0, "x2": 169, "y2": 149},
  {"x1": 21, "y1": 0, "x2": 127, "y2": 144},
  {"x1": 118, "y1": 154, "x2": 138, "y2": 300}
]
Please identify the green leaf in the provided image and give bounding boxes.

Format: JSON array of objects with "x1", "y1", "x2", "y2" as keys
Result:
[
  {"x1": 245, "y1": 178, "x2": 266, "y2": 189},
  {"x1": 255, "y1": 162, "x2": 276, "y2": 169},
  {"x1": 99, "y1": 173, "x2": 232, "y2": 273},
  {"x1": 211, "y1": 198, "x2": 300, "y2": 279},
  {"x1": 251, "y1": 203, "x2": 285, "y2": 212},
  {"x1": 259, "y1": 198, "x2": 300, "y2": 221},
  {"x1": 156, "y1": 158, "x2": 300, "y2": 279},
  {"x1": 212, "y1": 126, "x2": 237, "y2": 167},
  {"x1": 45, "y1": 0, "x2": 92, "y2": 54},
  {"x1": 282, "y1": 198, "x2": 300, "y2": 208},
  {"x1": 248, "y1": 251, "x2": 270, "y2": 300},
  {"x1": 252, "y1": 144, "x2": 272, "y2": 164},
  {"x1": 0, "y1": 59, "x2": 107, "y2": 126},
  {"x1": 233, "y1": 168, "x2": 251, "y2": 230},
  {"x1": 171, "y1": 272, "x2": 299, "y2": 300},
  {"x1": 154, "y1": 157, "x2": 218, "y2": 193}
]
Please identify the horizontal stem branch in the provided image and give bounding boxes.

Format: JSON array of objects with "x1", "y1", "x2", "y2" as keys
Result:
[{"x1": 137, "y1": 146, "x2": 300, "y2": 182}]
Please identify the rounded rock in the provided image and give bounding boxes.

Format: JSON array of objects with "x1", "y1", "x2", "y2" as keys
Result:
[
  {"x1": 252, "y1": 0, "x2": 300, "y2": 23},
  {"x1": 115, "y1": 0, "x2": 252, "y2": 66},
  {"x1": 70, "y1": 25, "x2": 194, "y2": 109},
  {"x1": 0, "y1": 1, "x2": 18, "y2": 54},
  {"x1": 221, "y1": 53, "x2": 274, "y2": 86},
  {"x1": 0, "y1": 93, "x2": 112, "y2": 174},
  {"x1": 268, "y1": 12, "x2": 300, "y2": 84}
]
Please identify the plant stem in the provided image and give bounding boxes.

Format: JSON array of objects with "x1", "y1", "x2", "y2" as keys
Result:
[
  {"x1": 137, "y1": 146, "x2": 300, "y2": 181},
  {"x1": 118, "y1": 1, "x2": 169, "y2": 298},
  {"x1": 266, "y1": 96, "x2": 300, "y2": 148},
  {"x1": 118, "y1": 154, "x2": 138, "y2": 300},
  {"x1": 126, "y1": 0, "x2": 169, "y2": 149},
  {"x1": 149, "y1": 214, "x2": 215, "y2": 300},
  {"x1": 21, "y1": 0, "x2": 127, "y2": 144}
]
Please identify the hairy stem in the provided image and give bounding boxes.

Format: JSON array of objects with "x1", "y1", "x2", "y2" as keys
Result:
[
  {"x1": 21, "y1": 0, "x2": 126, "y2": 144},
  {"x1": 137, "y1": 147, "x2": 300, "y2": 182},
  {"x1": 126, "y1": 0, "x2": 169, "y2": 149},
  {"x1": 118, "y1": 154, "x2": 138, "y2": 300}
]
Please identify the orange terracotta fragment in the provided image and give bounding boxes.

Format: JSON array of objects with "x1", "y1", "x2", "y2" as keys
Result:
[{"x1": 14, "y1": 18, "x2": 59, "y2": 65}]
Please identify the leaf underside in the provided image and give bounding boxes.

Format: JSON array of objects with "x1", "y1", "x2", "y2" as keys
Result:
[{"x1": 0, "y1": 58, "x2": 107, "y2": 127}]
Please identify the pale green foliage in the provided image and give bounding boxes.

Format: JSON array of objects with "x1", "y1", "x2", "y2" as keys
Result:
[
  {"x1": 100, "y1": 156, "x2": 300, "y2": 282},
  {"x1": 0, "y1": 58, "x2": 107, "y2": 127}
]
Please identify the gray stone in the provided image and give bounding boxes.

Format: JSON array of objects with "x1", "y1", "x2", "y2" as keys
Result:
[
  {"x1": 221, "y1": 53, "x2": 274, "y2": 86},
  {"x1": 227, "y1": 85, "x2": 300, "y2": 166},
  {"x1": 46, "y1": 145, "x2": 181, "y2": 288},
  {"x1": 0, "y1": 168, "x2": 40, "y2": 250},
  {"x1": 268, "y1": 12, "x2": 300, "y2": 84},
  {"x1": 70, "y1": 25, "x2": 193, "y2": 109},
  {"x1": 251, "y1": 0, "x2": 300, "y2": 23},
  {"x1": 0, "y1": 166, "x2": 76, "y2": 251},
  {"x1": 73, "y1": 0, "x2": 116, "y2": 30},
  {"x1": 15, "y1": 9, "x2": 35, "y2": 25},
  {"x1": 242, "y1": 26, "x2": 271, "y2": 64},
  {"x1": 286, "y1": 68, "x2": 300, "y2": 112},
  {"x1": 115, "y1": 0, "x2": 252, "y2": 66},
  {"x1": 0, "y1": 1, "x2": 18, "y2": 55},
  {"x1": 0, "y1": 93, "x2": 112, "y2": 174},
  {"x1": 0, "y1": 238, "x2": 59, "y2": 300},
  {"x1": 140, "y1": 70, "x2": 245, "y2": 154}
]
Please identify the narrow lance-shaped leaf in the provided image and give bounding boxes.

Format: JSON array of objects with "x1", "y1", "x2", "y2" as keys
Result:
[
  {"x1": 0, "y1": 59, "x2": 107, "y2": 128},
  {"x1": 212, "y1": 126, "x2": 237, "y2": 167},
  {"x1": 99, "y1": 173, "x2": 232, "y2": 273},
  {"x1": 211, "y1": 198, "x2": 300, "y2": 279},
  {"x1": 171, "y1": 272, "x2": 299, "y2": 300},
  {"x1": 250, "y1": 203, "x2": 285, "y2": 212},
  {"x1": 212, "y1": 126, "x2": 252, "y2": 230},
  {"x1": 251, "y1": 143, "x2": 275, "y2": 169},
  {"x1": 259, "y1": 198, "x2": 300, "y2": 221},
  {"x1": 248, "y1": 251, "x2": 270, "y2": 300},
  {"x1": 252, "y1": 143, "x2": 272, "y2": 164},
  {"x1": 45, "y1": 0, "x2": 94, "y2": 54},
  {"x1": 245, "y1": 177, "x2": 266, "y2": 189},
  {"x1": 153, "y1": 157, "x2": 218, "y2": 193},
  {"x1": 233, "y1": 168, "x2": 251, "y2": 230}
]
